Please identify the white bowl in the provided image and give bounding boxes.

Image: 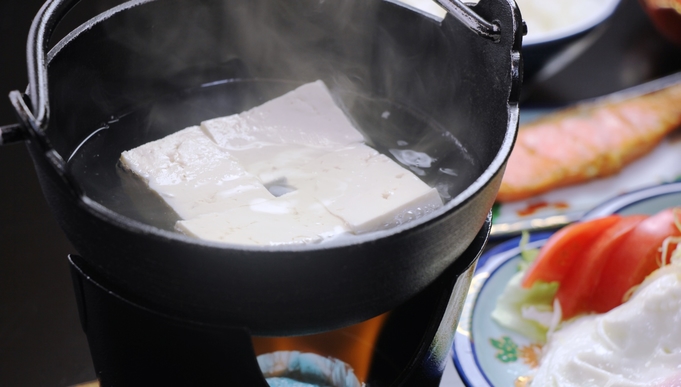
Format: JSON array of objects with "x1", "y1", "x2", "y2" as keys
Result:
[
  {"x1": 385, "y1": 0, "x2": 621, "y2": 82},
  {"x1": 519, "y1": 0, "x2": 621, "y2": 80}
]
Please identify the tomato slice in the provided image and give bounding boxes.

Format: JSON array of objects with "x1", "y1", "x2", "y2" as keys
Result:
[
  {"x1": 521, "y1": 215, "x2": 621, "y2": 288},
  {"x1": 555, "y1": 215, "x2": 647, "y2": 319},
  {"x1": 591, "y1": 208, "x2": 681, "y2": 314}
]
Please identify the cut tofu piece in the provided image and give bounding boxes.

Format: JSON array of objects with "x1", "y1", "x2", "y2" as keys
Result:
[
  {"x1": 121, "y1": 81, "x2": 444, "y2": 246},
  {"x1": 297, "y1": 144, "x2": 444, "y2": 233},
  {"x1": 228, "y1": 144, "x2": 327, "y2": 187},
  {"x1": 201, "y1": 80, "x2": 365, "y2": 150},
  {"x1": 176, "y1": 191, "x2": 350, "y2": 246},
  {"x1": 120, "y1": 126, "x2": 274, "y2": 219}
]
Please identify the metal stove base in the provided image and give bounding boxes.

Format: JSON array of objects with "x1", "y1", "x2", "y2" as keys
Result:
[{"x1": 69, "y1": 217, "x2": 489, "y2": 386}]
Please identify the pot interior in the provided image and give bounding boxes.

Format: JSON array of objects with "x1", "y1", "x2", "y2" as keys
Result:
[{"x1": 45, "y1": 0, "x2": 515, "y2": 241}]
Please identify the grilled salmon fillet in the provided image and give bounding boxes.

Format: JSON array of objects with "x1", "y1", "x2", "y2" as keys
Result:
[{"x1": 497, "y1": 82, "x2": 681, "y2": 203}]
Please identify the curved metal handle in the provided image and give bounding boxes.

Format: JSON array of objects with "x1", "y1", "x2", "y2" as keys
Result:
[
  {"x1": 4, "y1": 0, "x2": 84, "y2": 197},
  {"x1": 27, "y1": 0, "x2": 82, "y2": 129},
  {"x1": 25, "y1": 0, "x2": 500, "y2": 128},
  {"x1": 437, "y1": 0, "x2": 501, "y2": 41}
]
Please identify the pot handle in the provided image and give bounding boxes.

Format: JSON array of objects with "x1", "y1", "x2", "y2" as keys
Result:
[
  {"x1": 437, "y1": 0, "x2": 501, "y2": 41},
  {"x1": 27, "y1": 0, "x2": 83, "y2": 130},
  {"x1": 2, "y1": 0, "x2": 83, "y2": 196},
  {"x1": 12, "y1": 0, "x2": 506, "y2": 133},
  {"x1": 3, "y1": 0, "x2": 81, "y2": 143},
  {"x1": 14, "y1": 0, "x2": 509, "y2": 132}
]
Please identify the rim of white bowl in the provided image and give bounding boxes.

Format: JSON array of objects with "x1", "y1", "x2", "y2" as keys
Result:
[{"x1": 522, "y1": 0, "x2": 621, "y2": 46}]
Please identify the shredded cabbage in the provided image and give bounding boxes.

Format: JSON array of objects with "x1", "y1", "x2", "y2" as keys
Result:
[
  {"x1": 518, "y1": 231, "x2": 539, "y2": 272},
  {"x1": 491, "y1": 231, "x2": 558, "y2": 343},
  {"x1": 491, "y1": 271, "x2": 558, "y2": 343}
]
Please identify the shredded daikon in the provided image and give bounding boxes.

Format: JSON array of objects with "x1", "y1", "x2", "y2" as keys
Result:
[
  {"x1": 546, "y1": 299, "x2": 562, "y2": 340},
  {"x1": 658, "y1": 208, "x2": 681, "y2": 268}
]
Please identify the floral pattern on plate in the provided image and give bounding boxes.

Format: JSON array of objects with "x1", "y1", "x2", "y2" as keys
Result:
[{"x1": 453, "y1": 233, "x2": 551, "y2": 387}]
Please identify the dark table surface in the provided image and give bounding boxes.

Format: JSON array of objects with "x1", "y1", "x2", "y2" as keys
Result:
[{"x1": 1, "y1": 0, "x2": 680, "y2": 385}]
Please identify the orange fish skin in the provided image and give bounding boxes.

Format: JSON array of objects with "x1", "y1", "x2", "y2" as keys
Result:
[{"x1": 497, "y1": 83, "x2": 681, "y2": 203}]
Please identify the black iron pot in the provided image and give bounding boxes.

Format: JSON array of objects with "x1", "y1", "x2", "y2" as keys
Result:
[{"x1": 2, "y1": 0, "x2": 522, "y2": 336}]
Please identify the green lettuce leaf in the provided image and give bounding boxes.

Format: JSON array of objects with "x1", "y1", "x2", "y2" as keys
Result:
[
  {"x1": 492, "y1": 233, "x2": 558, "y2": 343},
  {"x1": 491, "y1": 272, "x2": 558, "y2": 343}
]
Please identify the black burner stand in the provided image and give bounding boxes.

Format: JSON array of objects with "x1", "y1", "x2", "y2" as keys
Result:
[{"x1": 69, "y1": 218, "x2": 489, "y2": 387}]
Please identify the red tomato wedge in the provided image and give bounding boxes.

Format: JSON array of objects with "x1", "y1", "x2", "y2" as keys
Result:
[
  {"x1": 555, "y1": 215, "x2": 647, "y2": 319},
  {"x1": 521, "y1": 215, "x2": 621, "y2": 288},
  {"x1": 591, "y1": 208, "x2": 681, "y2": 314}
]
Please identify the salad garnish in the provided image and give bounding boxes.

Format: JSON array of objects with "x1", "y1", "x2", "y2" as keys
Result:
[{"x1": 492, "y1": 207, "x2": 681, "y2": 342}]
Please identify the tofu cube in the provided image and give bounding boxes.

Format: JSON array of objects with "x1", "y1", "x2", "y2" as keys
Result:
[
  {"x1": 297, "y1": 145, "x2": 443, "y2": 233},
  {"x1": 120, "y1": 126, "x2": 273, "y2": 219},
  {"x1": 176, "y1": 191, "x2": 349, "y2": 246}
]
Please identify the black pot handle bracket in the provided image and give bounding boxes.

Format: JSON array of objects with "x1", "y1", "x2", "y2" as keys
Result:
[
  {"x1": 0, "y1": 123, "x2": 26, "y2": 146},
  {"x1": 9, "y1": 88, "x2": 83, "y2": 196},
  {"x1": 437, "y1": 0, "x2": 501, "y2": 41}
]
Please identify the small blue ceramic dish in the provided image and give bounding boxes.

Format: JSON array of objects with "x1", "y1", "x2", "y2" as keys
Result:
[{"x1": 452, "y1": 182, "x2": 681, "y2": 386}]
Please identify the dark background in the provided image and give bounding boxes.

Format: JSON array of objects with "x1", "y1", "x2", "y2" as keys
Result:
[
  {"x1": 0, "y1": 0, "x2": 680, "y2": 386},
  {"x1": 0, "y1": 1, "x2": 126, "y2": 386}
]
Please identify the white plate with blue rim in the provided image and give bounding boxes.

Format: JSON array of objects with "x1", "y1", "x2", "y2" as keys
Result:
[{"x1": 452, "y1": 181, "x2": 681, "y2": 386}]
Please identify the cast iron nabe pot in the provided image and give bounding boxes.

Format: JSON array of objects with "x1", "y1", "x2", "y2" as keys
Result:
[{"x1": 4, "y1": 0, "x2": 522, "y2": 335}]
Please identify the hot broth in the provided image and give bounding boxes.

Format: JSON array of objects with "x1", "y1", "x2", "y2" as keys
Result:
[{"x1": 67, "y1": 79, "x2": 480, "y2": 233}]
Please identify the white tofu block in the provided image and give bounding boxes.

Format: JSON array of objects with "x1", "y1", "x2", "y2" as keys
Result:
[
  {"x1": 298, "y1": 145, "x2": 444, "y2": 233},
  {"x1": 228, "y1": 144, "x2": 327, "y2": 187},
  {"x1": 121, "y1": 81, "x2": 444, "y2": 245},
  {"x1": 120, "y1": 126, "x2": 274, "y2": 219},
  {"x1": 176, "y1": 192, "x2": 350, "y2": 246},
  {"x1": 201, "y1": 80, "x2": 365, "y2": 150}
]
